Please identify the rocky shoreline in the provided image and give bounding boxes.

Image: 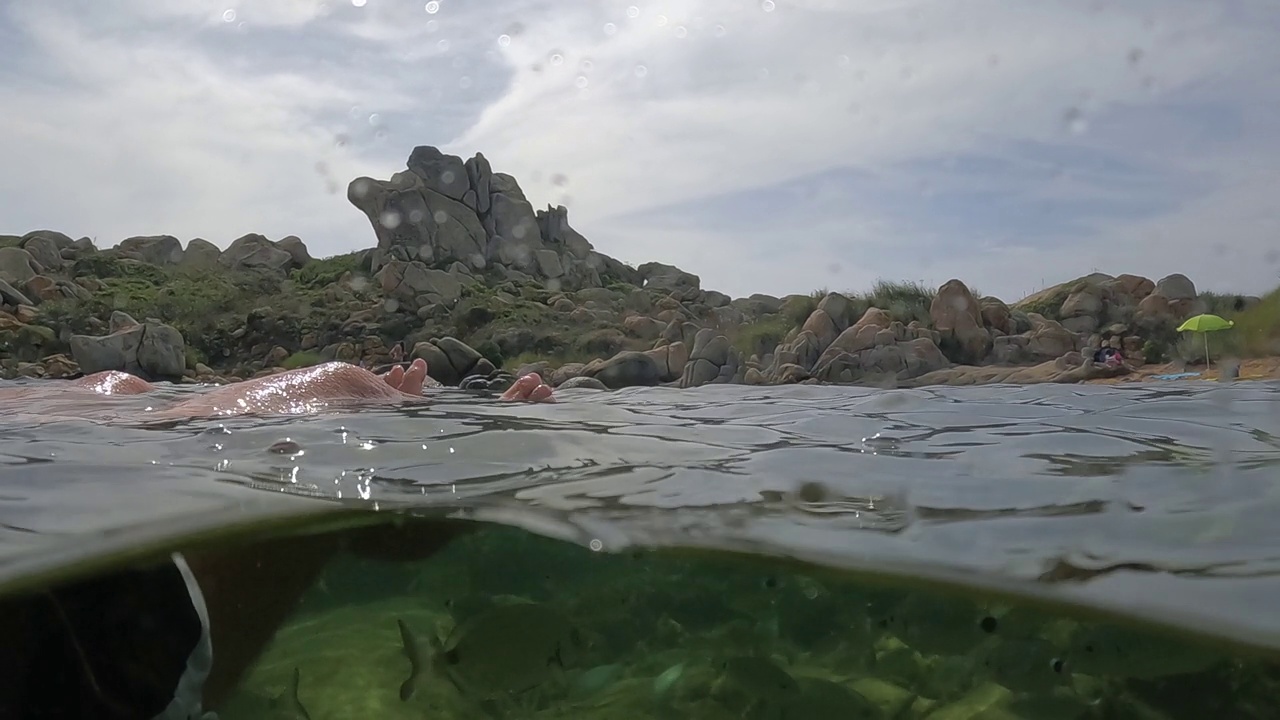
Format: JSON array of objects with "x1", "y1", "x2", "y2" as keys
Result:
[{"x1": 0, "y1": 145, "x2": 1267, "y2": 392}]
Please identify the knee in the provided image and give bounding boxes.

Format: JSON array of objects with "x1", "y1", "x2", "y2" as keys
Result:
[
  {"x1": 309, "y1": 362, "x2": 394, "y2": 399},
  {"x1": 72, "y1": 371, "x2": 154, "y2": 395}
]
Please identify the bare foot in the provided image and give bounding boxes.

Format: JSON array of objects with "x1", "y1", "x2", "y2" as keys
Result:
[
  {"x1": 500, "y1": 372, "x2": 556, "y2": 403},
  {"x1": 384, "y1": 357, "x2": 554, "y2": 403},
  {"x1": 380, "y1": 357, "x2": 430, "y2": 396}
]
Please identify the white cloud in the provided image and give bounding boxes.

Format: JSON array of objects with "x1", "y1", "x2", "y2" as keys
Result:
[
  {"x1": 0, "y1": 0, "x2": 1277, "y2": 301},
  {"x1": 121, "y1": 0, "x2": 334, "y2": 28}
]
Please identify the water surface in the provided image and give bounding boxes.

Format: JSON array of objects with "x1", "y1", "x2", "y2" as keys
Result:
[{"x1": 2, "y1": 379, "x2": 1279, "y2": 717}]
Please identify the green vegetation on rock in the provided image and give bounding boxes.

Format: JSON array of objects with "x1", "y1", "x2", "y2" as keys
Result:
[
  {"x1": 291, "y1": 251, "x2": 368, "y2": 291},
  {"x1": 730, "y1": 316, "x2": 792, "y2": 359},
  {"x1": 1231, "y1": 286, "x2": 1280, "y2": 357},
  {"x1": 3, "y1": 143, "x2": 1275, "y2": 388}
]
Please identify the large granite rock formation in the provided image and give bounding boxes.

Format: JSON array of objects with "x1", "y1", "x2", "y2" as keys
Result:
[{"x1": 346, "y1": 146, "x2": 641, "y2": 297}]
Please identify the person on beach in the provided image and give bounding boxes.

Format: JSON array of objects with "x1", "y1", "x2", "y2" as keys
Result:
[{"x1": 0, "y1": 359, "x2": 554, "y2": 719}]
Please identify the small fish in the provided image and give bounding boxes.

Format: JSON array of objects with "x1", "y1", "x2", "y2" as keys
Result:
[
  {"x1": 398, "y1": 602, "x2": 585, "y2": 702},
  {"x1": 651, "y1": 662, "x2": 686, "y2": 699},
  {"x1": 784, "y1": 677, "x2": 884, "y2": 719},
  {"x1": 268, "y1": 667, "x2": 312, "y2": 720},
  {"x1": 1058, "y1": 623, "x2": 1224, "y2": 679},
  {"x1": 398, "y1": 618, "x2": 426, "y2": 701},
  {"x1": 569, "y1": 663, "x2": 625, "y2": 700},
  {"x1": 713, "y1": 656, "x2": 801, "y2": 718},
  {"x1": 971, "y1": 638, "x2": 1070, "y2": 694},
  {"x1": 871, "y1": 594, "x2": 990, "y2": 658},
  {"x1": 716, "y1": 656, "x2": 801, "y2": 702}
]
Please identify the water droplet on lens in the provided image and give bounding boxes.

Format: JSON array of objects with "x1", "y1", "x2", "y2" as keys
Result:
[
  {"x1": 1063, "y1": 107, "x2": 1088, "y2": 135},
  {"x1": 222, "y1": 8, "x2": 236, "y2": 22},
  {"x1": 424, "y1": 0, "x2": 439, "y2": 13},
  {"x1": 438, "y1": 38, "x2": 449, "y2": 51},
  {"x1": 603, "y1": 22, "x2": 616, "y2": 35},
  {"x1": 408, "y1": 209, "x2": 424, "y2": 223},
  {"x1": 713, "y1": 24, "x2": 726, "y2": 37},
  {"x1": 380, "y1": 210, "x2": 402, "y2": 229},
  {"x1": 268, "y1": 439, "x2": 303, "y2": 455},
  {"x1": 580, "y1": 59, "x2": 593, "y2": 72},
  {"x1": 433, "y1": 210, "x2": 449, "y2": 223},
  {"x1": 426, "y1": 19, "x2": 437, "y2": 32},
  {"x1": 796, "y1": 481, "x2": 828, "y2": 503},
  {"x1": 627, "y1": 5, "x2": 640, "y2": 18},
  {"x1": 549, "y1": 52, "x2": 564, "y2": 66},
  {"x1": 351, "y1": 0, "x2": 366, "y2": 7},
  {"x1": 634, "y1": 64, "x2": 647, "y2": 77},
  {"x1": 762, "y1": 0, "x2": 775, "y2": 11},
  {"x1": 551, "y1": 173, "x2": 568, "y2": 186},
  {"x1": 837, "y1": 54, "x2": 850, "y2": 66},
  {"x1": 674, "y1": 25, "x2": 687, "y2": 38},
  {"x1": 368, "y1": 113, "x2": 380, "y2": 125},
  {"x1": 459, "y1": 75, "x2": 472, "y2": 88},
  {"x1": 441, "y1": 170, "x2": 455, "y2": 184},
  {"x1": 334, "y1": 133, "x2": 349, "y2": 147},
  {"x1": 498, "y1": 33, "x2": 511, "y2": 46}
]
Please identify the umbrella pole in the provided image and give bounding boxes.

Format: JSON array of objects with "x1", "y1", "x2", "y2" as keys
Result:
[{"x1": 1204, "y1": 332, "x2": 1210, "y2": 368}]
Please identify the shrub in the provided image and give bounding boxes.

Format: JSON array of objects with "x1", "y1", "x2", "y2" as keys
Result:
[
  {"x1": 1141, "y1": 339, "x2": 1167, "y2": 364},
  {"x1": 282, "y1": 351, "x2": 323, "y2": 370},
  {"x1": 732, "y1": 317, "x2": 791, "y2": 358},
  {"x1": 472, "y1": 339, "x2": 506, "y2": 370},
  {"x1": 782, "y1": 295, "x2": 818, "y2": 326},
  {"x1": 291, "y1": 251, "x2": 367, "y2": 290},
  {"x1": 1227, "y1": 286, "x2": 1280, "y2": 358}
]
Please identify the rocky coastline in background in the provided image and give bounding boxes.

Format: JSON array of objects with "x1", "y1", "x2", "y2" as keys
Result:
[{"x1": 0, "y1": 145, "x2": 1267, "y2": 392}]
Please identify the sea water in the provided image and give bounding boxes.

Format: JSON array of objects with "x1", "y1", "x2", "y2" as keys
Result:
[{"x1": 2, "y1": 379, "x2": 1279, "y2": 718}]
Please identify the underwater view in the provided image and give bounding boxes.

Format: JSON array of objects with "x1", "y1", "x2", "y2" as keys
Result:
[{"x1": 221, "y1": 520, "x2": 1280, "y2": 720}]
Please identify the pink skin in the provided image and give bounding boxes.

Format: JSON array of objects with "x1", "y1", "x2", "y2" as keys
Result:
[
  {"x1": 0, "y1": 358, "x2": 555, "y2": 423},
  {"x1": 0, "y1": 358, "x2": 556, "y2": 712}
]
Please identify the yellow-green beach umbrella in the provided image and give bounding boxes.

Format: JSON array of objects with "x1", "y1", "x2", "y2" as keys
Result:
[{"x1": 1175, "y1": 313, "x2": 1235, "y2": 367}]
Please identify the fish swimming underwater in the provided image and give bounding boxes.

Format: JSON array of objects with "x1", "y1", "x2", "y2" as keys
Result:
[
  {"x1": 268, "y1": 667, "x2": 313, "y2": 720},
  {"x1": 398, "y1": 602, "x2": 586, "y2": 703},
  {"x1": 711, "y1": 655, "x2": 802, "y2": 717}
]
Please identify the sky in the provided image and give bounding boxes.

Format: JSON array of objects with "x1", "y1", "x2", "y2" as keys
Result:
[{"x1": 2, "y1": 0, "x2": 1279, "y2": 302}]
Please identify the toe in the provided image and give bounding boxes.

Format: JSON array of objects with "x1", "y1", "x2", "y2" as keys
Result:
[
  {"x1": 529, "y1": 383, "x2": 555, "y2": 403},
  {"x1": 383, "y1": 365, "x2": 405, "y2": 389},
  {"x1": 500, "y1": 373, "x2": 544, "y2": 401},
  {"x1": 400, "y1": 358, "x2": 429, "y2": 395}
]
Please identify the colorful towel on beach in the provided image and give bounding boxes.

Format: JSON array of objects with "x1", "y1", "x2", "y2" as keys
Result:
[{"x1": 1151, "y1": 372, "x2": 1202, "y2": 380}]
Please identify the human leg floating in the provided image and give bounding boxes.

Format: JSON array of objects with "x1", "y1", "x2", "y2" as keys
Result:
[{"x1": 0, "y1": 359, "x2": 554, "y2": 717}]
